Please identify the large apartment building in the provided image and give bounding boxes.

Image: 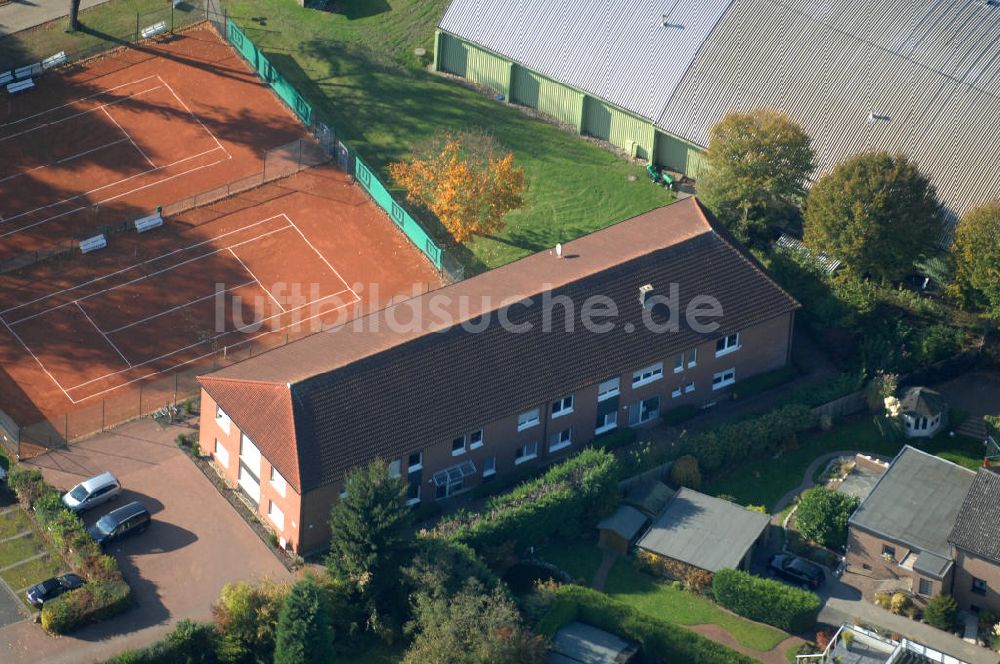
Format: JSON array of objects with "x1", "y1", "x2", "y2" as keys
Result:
[{"x1": 198, "y1": 197, "x2": 799, "y2": 553}]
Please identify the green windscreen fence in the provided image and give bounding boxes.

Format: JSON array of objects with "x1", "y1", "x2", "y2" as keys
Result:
[
  {"x1": 227, "y1": 19, "x2": 312, "y2": 126},
  {"x1": 225, "y1": 18, "x2": 446, "y2": 274}
]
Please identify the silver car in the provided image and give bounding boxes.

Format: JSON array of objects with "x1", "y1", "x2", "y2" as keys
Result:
[{"x1": 62, "y1": 472, "x2": 121, "y2": 513}]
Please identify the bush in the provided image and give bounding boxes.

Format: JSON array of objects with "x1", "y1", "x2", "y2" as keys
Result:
[
  {"x1": 890, "y1": 592, "x2": 911, "y2": 616},
  {"x1": 712, "y1": 568, "x2": 820, "y2": 633},
  {"x1": 469, "y1": 463, "x2": 546, "y2": 500},
  {"x1": 668, "y1": 455, "x2": 701, "y2": 490},
  {"x1": 592, "y1": 428, "x2": 637, "y2": 452},
  {"x1": 661, "y1": 405, "x2": 698, "y2": 427},
  {"x1": 923, "y1": 594, "x2": 958, "y2": 631},
  {"x1": 41, "y1": 580, "x2": 132, "y2": 634},
  {"x1": 432, "y1": 448, "x2": 620, "y2": 561},
  {"x1": 794, "y1": 488, "x2": 859, "y2": 549},
  {"x1": 102, "y1": 620, "x2": 218, "y2": 663},
  {"x1": 874, "y1": 592, "x2": 891, "y2": 610},
  {"x1": 537, "y1": 585, "x2": 757, "y2": 664},
  {"x1": 8, "y1": 466, "x2": 47, "y2": 507},
  {"x1": 731, "y1": 366, "x2": 798, "y2": 399}
]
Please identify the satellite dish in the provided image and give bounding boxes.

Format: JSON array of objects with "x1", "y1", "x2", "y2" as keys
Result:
[{"x1": 556, "y1": 243, "x2": 563, "y2": 257}]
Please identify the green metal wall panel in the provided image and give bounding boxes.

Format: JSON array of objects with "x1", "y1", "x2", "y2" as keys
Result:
[
  {"x1": 654, "y1": 130, "x2": 707, "y2": 177},
  {"x1": 511, "y1": 66, "x2": 582, "y2": 128},
  {"x1": 465, "y1": 46, "x2": 511, "y2": 97},
  {"x1": 581, "y1": 98, "x2": 653, "y2": 160},
  {"x1": 437, "y1": 32, "x2": 469, "y2": 77}
]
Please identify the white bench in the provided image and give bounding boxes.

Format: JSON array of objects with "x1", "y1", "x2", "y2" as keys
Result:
[
  {"x1": 14, "y1": 63, "x2": 41, "y2": 79},
  {"x1": 7, "y1": 79, "x2": 34, "y2": 95},
  {"x1": 134, "y1": 212, "x2": 163, "y2": 233},
  {"x1": 0, "y1": 71, "x2": 11, "y2": 86},
  {"x1": 141, "y1": 21, "x2": 167, "y2": 39},
  {"x1": 80, "y1": 234, "x2": 107, "y2": 254},
  {"x1": 42, "y1": 51, "x2": 66, "y2": 70}
]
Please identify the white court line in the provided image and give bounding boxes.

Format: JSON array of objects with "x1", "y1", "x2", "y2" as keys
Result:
[
  {"x1": 66, "y1": 294, "x2": 360, "y2": 402},
  {"x1": 1, "y1": 319, "x2": 74, "y2": 403},
  {"x1": 0, "y1": 213, "x2": 291, "y2": 318},
  {"x1": 75, "y1": 302, "x2": 132, "y2": 368},
  {"x1": 285, "y1": 216, "x2": 358, "y2": 300},
  {"x1": 158, "y1": 78, "x2": 228, "y2": 155},
  {"x1": 0, "y1": 139, "x2": 131, "y2": 185},
  {"x1": 101, "y1": 107, "x2": 155, "y2": 168},
  {"x1": 0, "y1": 85, "x2": 164, "y2": 143},
  {"x1": 103, "y1": 280, "x2": 257, "y2": 335},
  {"x1": 0, "y1": 75, "x2": 161, "y2": 129},
  {"x1": 7, "y1": 222, "x2": 294, "y2": 326},
  {"x1": 228, "y1": 248, "x2": 285, "y2": 313}
]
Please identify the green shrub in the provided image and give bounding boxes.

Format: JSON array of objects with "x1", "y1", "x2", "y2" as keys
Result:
[
  {"x1": 712, "y1": 568, "x2": 820, "y2": 633},
  {"x1": 412, "y1": 501, "x2": 444, "y2": 523},
  {"x1": 668, "y1": 455, "x2": 701, "y2": 490},
  {"x1": 923, "y1": 594, "x2": 958, "y2": 630},
  {"x1": 592, "y1": 428, "x2": 638, "y2": 452},
  {"x1": 731, "y1": 366, "x2": 798, "y2": 398},
  {"x1": 661, "y1": 405, "x2": 698, "y2": 426},
  {"x1": 538, "y1": 585, "x2": 757, "y2": 664},
  {"x1": 42, "y1": 580, "x2": 132, "y2": 634},
  {"x1": 433, "y1": 448, "x2": 620, "y2": 559},
  {"x1": 795, "y1": 488, "x2": 859, "y2": 549},
  {"x1": 469, "y1": 463, "x2": 546, "y2": 501},
  {"x1": 8, "y1": 466, "x2": 47, "y2": 507},
  {"x1": 102, "y1": 620, "x2": 218, "y2": 663}
]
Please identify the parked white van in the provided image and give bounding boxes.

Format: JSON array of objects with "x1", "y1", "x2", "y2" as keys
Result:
[{"x1": 62, "y1": 472, "x2": 121, "y2": 513}]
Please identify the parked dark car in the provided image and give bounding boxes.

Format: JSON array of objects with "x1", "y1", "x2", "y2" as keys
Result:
[
  {"x1": 87, "y1": 500, "x2": 150, "y2": 547},
  {"x1": 768, "y1": 553, "x2": 826, "y2": 589},
  {"x1": 25, "y1": 573, "x2": 85, "y2": 607}
]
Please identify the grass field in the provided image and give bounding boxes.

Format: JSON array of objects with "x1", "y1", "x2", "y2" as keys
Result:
[{"x1": 0, "y1": 0, "x2": 670, "y2": 276}]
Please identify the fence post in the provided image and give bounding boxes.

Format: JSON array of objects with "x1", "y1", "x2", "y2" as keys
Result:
[
  {"x1": 136, "y1": 12, "x2": 140, "y2": 43},
  {"x1": 101, "y1": 400, "x2": 105, "y2": 432},
  {"x1": 174, "y1": 374, "x2": 178, "y2": 405},
  {"x1": 171, "y1": 2, "x2": 175, "y2": 31},
  {"x1": 138, "y1": 383, "x2": 143, "y2": 417},
  {"x1": 64, "y1": 414, "x2": 68, "y2": 445}
]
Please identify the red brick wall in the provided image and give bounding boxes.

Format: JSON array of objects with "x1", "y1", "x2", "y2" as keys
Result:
[{"x1": 952, "y1": 548, "x2": 1000, "y2": 614}]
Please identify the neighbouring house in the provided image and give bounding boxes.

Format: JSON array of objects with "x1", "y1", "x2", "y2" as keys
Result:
[
  {"x1": 899, "y1": 387, "x2": 948, "y2": 439},
  {"x1": 634, "y1": 487, "x2": 770, "y2": 575},
  {"x1": 197, "y1": 197, "x2": 799, "y2": 554},
  {"x1": 550, "y1": 622, "x2": 639, "y2": 664},
  {"x1": 805, "y1": 624, "x2": 969, "y2": 664},
  {"x1": 846, "y1": 445, "x2": 1000, "y2": 615}
]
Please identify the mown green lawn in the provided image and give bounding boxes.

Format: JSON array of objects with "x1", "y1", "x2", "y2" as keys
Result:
[
  {"x1": 0, "y1": 508, "x2": 31, "y2": 540},
  {"x1": 0, "y1": 532, "x2": 47, "y2": 569},
  {"x1": 537, "y1": 538, "x2": 604, "y2": 585},
  {"x1": 2, "y1": 0, "x2": 671, "y2": 276},
  {"x1": 605, "y1": 559, "x2": 788, "y2": 652},
  {"x1": 0, "y1": 552, "x2": 66, "y2": 592},
  {"x1": 702, "y1": 416, "x2": 985, "y2": 511}
]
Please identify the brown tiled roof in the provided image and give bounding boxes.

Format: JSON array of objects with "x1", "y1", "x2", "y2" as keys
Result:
[
  {"x1": 199, "y1": 198, "x2": 799, "y2": 493},
  {"x1": 949, "y1": 469, "x2": 1000, "y2": 563}
]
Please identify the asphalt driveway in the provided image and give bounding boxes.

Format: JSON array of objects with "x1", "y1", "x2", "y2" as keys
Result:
[{"x1": 0, "y1": 417, "x2": 290, "y2": 664}]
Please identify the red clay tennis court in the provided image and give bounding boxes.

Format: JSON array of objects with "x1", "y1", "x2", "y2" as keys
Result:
[{"x1": 0, "y1": 23, "x2": 304, "y2": 261}]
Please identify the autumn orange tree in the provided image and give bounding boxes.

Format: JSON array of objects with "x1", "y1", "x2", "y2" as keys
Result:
[{"x1": 389, "y1": 130, "x2": 526, "y2": 243}]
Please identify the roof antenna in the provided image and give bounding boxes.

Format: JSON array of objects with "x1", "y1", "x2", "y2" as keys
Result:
[{"x1": 555, "y1": 243, "x2": 563, "y2": 258}]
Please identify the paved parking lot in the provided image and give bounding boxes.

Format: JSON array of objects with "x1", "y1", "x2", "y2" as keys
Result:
[{"x1": 0, "y1": 417, "x2": 290, "y2": 664}]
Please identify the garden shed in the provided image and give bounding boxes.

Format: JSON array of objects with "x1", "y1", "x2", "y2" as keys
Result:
[
  {"x1": 549, "y1": 621, "x2": 639, "y2": 664},
  {"x1": 635, "y1": 488, "x2": 770, "y2": 574},
  {"x1": 623, "y1": 480, "x2": 675, "y2": 517},
  {"x1": 899, "y1": 387, "x2": 948, "y2": 439},
  {"x1": 596, "y1": 505, "x2": 649, "y2": 555}
]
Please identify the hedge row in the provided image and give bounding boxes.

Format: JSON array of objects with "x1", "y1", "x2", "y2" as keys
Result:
[
  {"x1": 8, "y1": 467, "x2": 132, "y2": 633},
  {"x1": 624, "y1": 403, "x2": 817, "y2": 476},
  {"x1": 538, "y1": 585, "x2": 759, "y2": 664},
  {"x1": 103, "y1": 620, "x2": 218, "y2": 664},
  {"x1": 432, "y1": 448, "x2": 620, "y2": 556},
  {"x1": 712, "y1": 568, "x2": 820, "y2": 633}
]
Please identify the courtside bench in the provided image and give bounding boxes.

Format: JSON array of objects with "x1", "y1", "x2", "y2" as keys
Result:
[
  {"x1": 42, "y1": 52, "x2": 66, "y2": 71},
  {"x1": 7, "y1": 79, "x2": 34, "y2": 95},
  {"x1": 141, "y1": 21, "x2": 167, "y2": 39},
  {"x1": 14, "y1": 63, "x2": 41, "y2": 79},
  {"x1": 80, "y1": 234, "x2": 108, "y2": 254},
  {"x1": 134, "y1": 212, "x2": 164, "y2": 233}
]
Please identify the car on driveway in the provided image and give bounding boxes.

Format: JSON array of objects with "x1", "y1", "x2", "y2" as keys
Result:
[
  {"x1": 25, "y1": 573, "x2": 86, "y2": 607},
  {"x1": 62, "y1": 472, "x2": 121, "y2": 513},
  {"x1": 769, "y1": 553, "x2": 826, "y2": 589},
  {"x1": 87, "y1": 500, "x2": 151, "y2": 547}
]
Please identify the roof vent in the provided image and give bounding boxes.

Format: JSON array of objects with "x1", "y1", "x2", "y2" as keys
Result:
[
  {"x1": 555, "y1": 242, "x2": 563, "y2": 258},
  {"x1": 868, "y1": 112, "x2": 891, "y2": 123},
  {"x1": 639, "y1": 283, "x2": 654, "y2": 307}
]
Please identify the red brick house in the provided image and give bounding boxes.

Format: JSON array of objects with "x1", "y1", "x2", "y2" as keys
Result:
[{"x1": 198, "y1": 197, "x2": 800, "y2": 554}]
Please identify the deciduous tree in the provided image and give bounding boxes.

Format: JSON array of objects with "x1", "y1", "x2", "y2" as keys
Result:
[
  {"x1": 795, "y1": 488, "x2": 859, "y2": 549},
  {"x1": 698, "y1": 109, "x2": 815, "y2": 242},
  {"x1": 389, "y1": 129, "x2": 526, "y2": 243},
  {"x1": 803, "y1": 152, "x2": 943, "y2": 281},
  {"x1": 211, "y1": 580, "x2": 288, "y2": 664},
  {"x1": 951, "y1": 200, "x2": 1000, "y2": 317}
]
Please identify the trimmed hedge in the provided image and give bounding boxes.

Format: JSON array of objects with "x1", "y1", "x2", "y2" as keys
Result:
[
  {"x1": 41, "y1": 580, "x2": 132, "y2": 633},
  {"x1": 8, "y1": 466, "x2": 132, "y2": 633},
  {"x1": 538, "y1": 585, "x2": 759, "y2": 664},
  {"x1": 102, "y1": 620, "x2": 218, "y2": 663},
  {"x1": 730, "y1": 366, "x2": 798, "y2": 399},
  {"x1": 432, "y1": 448, "x2": 620, "y2": 557},
  {"x1": 712, "y1": 568, "x2": 820, "y2": 633}
]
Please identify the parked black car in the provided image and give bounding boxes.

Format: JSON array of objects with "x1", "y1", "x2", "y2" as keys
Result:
[
  {"x1": 25, "y1": 573, "x2": 85, "y2": 607},
  {"x1": 87, "y1": 500, "x2": 151, "y2": 547},
  {"x1": 768, "y1": 553, "x2": 826, "y2": 589}
]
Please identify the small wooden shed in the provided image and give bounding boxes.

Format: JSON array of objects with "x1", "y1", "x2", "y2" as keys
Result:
[{"x1": 597, "y1": 505, "x2": 649, "y2": 555}]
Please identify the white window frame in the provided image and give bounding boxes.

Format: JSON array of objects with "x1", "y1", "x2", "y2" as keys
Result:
[
  {"x1": 451, "y1": 435, "x2": 466, "y2": 456},
  {"x1": 712, "y1": 368, "x2": 736, "y2": 391},
  {"x1": 239, "y1": 434, "x2": 262, "y2": 476},
  {"x1": 684, "y1": 382, "x2": 695, "y2": 394},
  {"x1": 408, "y1": 451, "x2": 423, "y2": 473},
  {"x1": 483, "y1": 456, "x2": 496, "y2": 477},
  {"x1": 549, "y1": 428, "x2": 573, "y2": 453},
  {"x1": 597, "y1": 378, "x2": 620, "y2": 402},
  {"x1": 469, "y1": 429, "x2": 484, "y2": 450},
  {"x1": 515, "y1": 441, "x2": 538, "y2": 464},
  {"x1": 270, "y1": 466, "x2": 287, "y2": 497},
  {"x1": 595, "y1": 411, "x2": 618, "y2": 435},
  {"x1": 267, "y1": 500, "x2": 284, "y2": 530},
  {"x1": 674, "y1": 354, "x2": 684, "y2": 373},
  {"x1": 388, "y1": 459, "x2": 401, "y2": 478},
  {"x1": 671, "y1": 387, "x2": 682, "y2": 399},
  {"x1": 632, "y1": 362, "x2": 664, "y2": 388},
  {"x1": 215, "y1": 404, "x2": 231, "y2": 435},
  {"x1": 518, "y1": 408, "x2": 540, "y2": 431},
  {"x1": 638, "y1": 396, "x2": 660, "y2": 424},
  {"x1": 551, "y1": 395, "x2": 574, "y2": 419},
  {"x1": 687, "y1": 348, "x2": 697, "y2": 368},
  {"x1": 406, "y1": 484, "x2": 421, "y2": 506},
  {"x1": 715, "y1": 332, "x2": 740, "y2": 357},
  {"x1": 213, "y1": 439, "x2": 230, "y2": 468}
]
